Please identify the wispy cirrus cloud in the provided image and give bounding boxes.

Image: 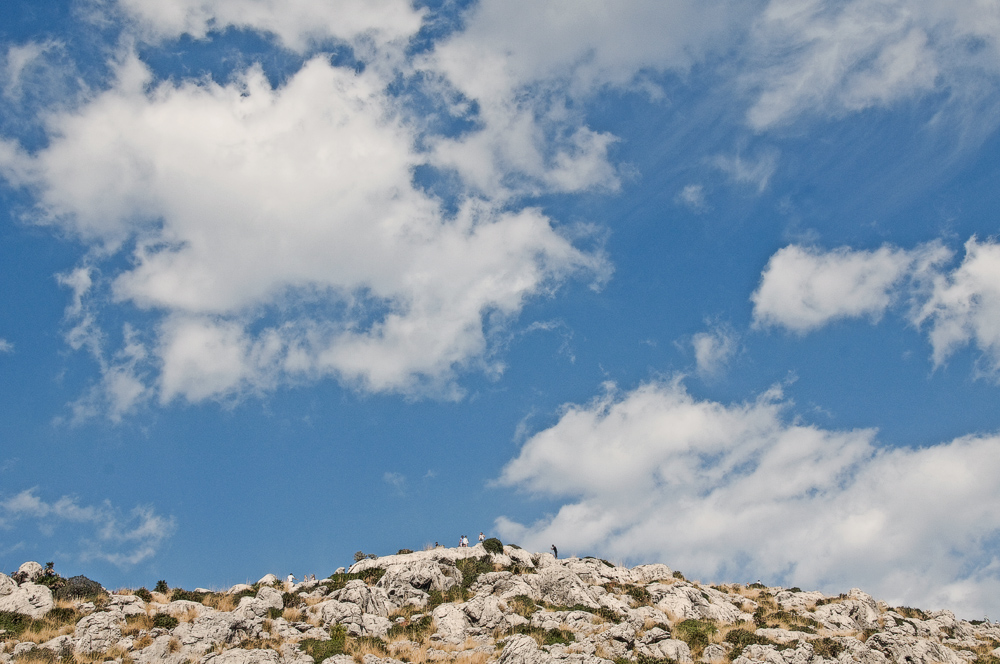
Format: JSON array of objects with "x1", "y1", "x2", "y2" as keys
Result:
[{"x1": 0, "y1": 488, "x2": 176, "y2": 567}]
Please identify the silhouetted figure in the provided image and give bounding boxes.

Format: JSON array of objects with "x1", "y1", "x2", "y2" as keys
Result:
[{"x1": 551, "y1": 544, "x2": 558, "y2": 558}]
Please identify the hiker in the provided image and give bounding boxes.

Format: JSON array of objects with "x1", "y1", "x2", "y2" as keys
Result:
[
  {"x1": 551, "y1": 544, "x2": 558, "y2": 558},
  {"x1": 286, "y1": 573, "x2": 296, "y2": 590},
  {"x1": 478, "y1": 532, "x2": 485, "y2": 543}
]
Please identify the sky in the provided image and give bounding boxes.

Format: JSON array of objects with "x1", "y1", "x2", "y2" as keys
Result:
[{"x1": 2, "y1": 0, "x2": 1000, "y2": 619}]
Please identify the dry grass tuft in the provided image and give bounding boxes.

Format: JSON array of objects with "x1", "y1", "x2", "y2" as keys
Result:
[
  {"x1": 178, "y1": 607, "x2": 200, "y2": 623},
  {"x1": 132, "y1": 634, "x2": 153, "y2": 650},
  {"x1": 123, "y1": 615, "x2": 153, "y2": 636},
  {"x1": 167, "y1": 637, "x2": 181, "y2": 653},
  {"x1": 282, "y1": 608, "x2": 303, "y2": 623},
  {"x1": 202, "y1": 594, "x2": 237, "y2": 612}
]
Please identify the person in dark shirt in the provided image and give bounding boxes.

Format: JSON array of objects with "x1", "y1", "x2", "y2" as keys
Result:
[{"x1": 551, "y1": 544, "x2": 558, "y2": 558}]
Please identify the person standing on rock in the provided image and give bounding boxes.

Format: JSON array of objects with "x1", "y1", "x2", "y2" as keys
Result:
[
  {"x1": 479, "y1": 532, "x2": 485, "y2": 543},
  {"x1": 551, "y1": 544, "x2": 558, "y2": 558},
  {"x1": 286, "y1": 573, "x2": 296, "y2": 590}
]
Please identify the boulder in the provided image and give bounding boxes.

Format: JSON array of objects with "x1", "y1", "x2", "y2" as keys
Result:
[
  {"x1": 629, "y1": 564, "x2": 673, "y2": 584},
  {"x1": 333, "y1": 580, "x2": 391, "y2": 617},
  {"x1": 813, "y1": 589, "x2": 881, "y2": 632},
  {"x1": 16, "y1": 562, "x2": 44, "y2": 583},
  {"x1": 430, "y1": 603, "x2": 471, "y2": 644},
  {"x1": 228, "y1": 584, "x2": 254, "y2": 595},
  {"x1": 109, "y1": 594, "x2": 148, "y2": 616},
  {"x1": 257, "y1": 574, "x2": 279, "y2": 586},
  {"x1": 867, "y1": 632, "x2": 970, "y2": 664},
  {"x1": 524, "y1": 567, "x2": 600, "y2": 609},
  {"x1": 173, "y1": 611, "x2": 255, "y2": 653},
  {"x1": 376, "y1": 561, "x2": 459, "y2": 606},
  {"x1": 75, "y1": 610, "x2": 124, "y2": 654},
  {"x1": 201, "y1": 647, "x2": 281, "y2": 664},
  {"x1": 649, "y1": 582, "x2": 751, "y2": 623},
  {"x1": 311, "y1": 599, "x2": 363, "y2": 629},
  {"x1": 497, "y1": 634, "x2": 550, "y2": 664},
  {"x1": 0, "y1": 573, "x2": 17, "y2": 596},
  {"x1": 0, "y1": 582, "x2": 54, "y2": 618}
]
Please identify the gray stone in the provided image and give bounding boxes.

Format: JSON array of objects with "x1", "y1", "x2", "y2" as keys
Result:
[
  {"x1": 16, "y1": 562, "x2": 44, "y2": 583},
  {"x1": 109, "y1": 594, "x2": 148, "y2": 616},
  {"x1": 525, "y1": 567, "x2": 600, "y2": 609},
  {"x1": 649, "y1": 582, "x2": 751, "y2": 623},
  {"x1": 200, "y1": 647, "x2": 281, "y2": 664},
  {"x1": 0, "y1": 581, "x2": 53, "y2": 618},
  {"x1": 75, "y1": 610, "x2": 125, "y2": 653},
  {"x1": 430, "y1": 603, "x2": 471, "y2": 644},
  {"x1": 257, "y1": 574, "x2": 279, "y2": 586}
]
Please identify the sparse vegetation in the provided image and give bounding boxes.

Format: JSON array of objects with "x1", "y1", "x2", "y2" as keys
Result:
[
  {"x1": 671, "y1": 619, "x2": 717, "y2": 656},
  {"x1": 154, "y1": 580, "x2": 169, "y2": 594},
  {"x1": 482, "y1": 538, "x2": 504, "y2": 555},
  {"x1": 152, "y1": 614, "x2": 180, "y2": 630}
]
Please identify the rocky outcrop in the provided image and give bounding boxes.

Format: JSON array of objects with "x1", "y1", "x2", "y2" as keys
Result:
[
  {"x1": 0, "y1": 577, "x2": 54, "y2": 619},
  {"x1": 1, "y1": 552, "x2": 997, "y2": 664}
]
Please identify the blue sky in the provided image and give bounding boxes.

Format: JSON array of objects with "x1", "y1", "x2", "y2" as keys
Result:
[{"x1": 2, "y1": 0, "x2": 1000, "y2": 618}]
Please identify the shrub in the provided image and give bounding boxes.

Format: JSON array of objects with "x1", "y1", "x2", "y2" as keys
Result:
[
  {"x1": 0, "y1": 610, "x2": 31, "y2": 637},
  {"x1": 267, "y1": 607, "x2": 283, "y2": 619},
  {"x1": 672, "y1": 619, "x2": 717, "y2": 655},
  {"x1": 511, "y1": 624, "x2": 574, "y2": 646},
  {"x1": 747, "y1": 582, "x2": 766, "y2": 590},
  {"x1": 170, "y1": 589, "x2": 207, "y2": 603},
  {"x1": 725, "y1": 628, "x2": 777, "y2": 658},
  {"x1": 154, "y1": 580, "x2": 169, "y2": 594},
  {"x1": 508, "y1": 595, "x2": 537, "y2": 618},
  {"x1": 322, "y1": 568, "x2": 386, "y2": 592},
  {"x1": 386, "y1": 615, "x2": 433, "y2": 640},
  {"x1": 53, "y1": 575, "x2": 105, "y2": 601},
  {"x1": 135, "y1": 587, "x2": 153, "y2": 602},
  {"x1": 397, "y1": 549, "x2": 413, "y2": 555},
  {"x1": 482, "y1": 538, "x2": 504, "y2": 555},
  {"x1": 282, "y1": 592, "x2": 302, "y2": 608},
  {"x1": 672, "y1": 571, "x2": 685, "y2": 580},
  {"x1": 152, "y1": 614, "x2": 179, "y2": 630},
  {"x1": 812, "y1": 638, "x2": 845, "y2": 659},
  {"x1": 605, "y1": 582, "x2": 652, "y2": 606},
  {"x1": 301, "y1": 626, "x2": 347, "y2": 662},
  {"x1": 456, "y1": 556, "x2": 494, "y2": 591}
]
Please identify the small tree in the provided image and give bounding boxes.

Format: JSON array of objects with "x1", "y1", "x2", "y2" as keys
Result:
[{"x1": 154, "y1": 579, "x2": 169, "y2": 594}]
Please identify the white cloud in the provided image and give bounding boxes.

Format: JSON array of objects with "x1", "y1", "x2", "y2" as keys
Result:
[
  {"x1": 914, "y1": 237, "x2": 1000, "y2": 375},
  {"x1": 496, "y1": 379, "x2": 1000, "y2": 617},
  {"x1": 712, "y1": 149, "x2": 779, "y2": 193},
  {"x1": 0, "y1": 338, "x2": 12, "y2": 353},
  {"x1": 676, "y1": 184, "x2": 710, "y2": 213},
  {"x1": 746, "y1": 0, "x2": 1000, "y2": 129},
  {"x1": 0, "y1": 488, "x2": 175, "y2": 567},
  {"x1": 692, "y1": 325, "x2": 738, "y2": 377},
  {"x1": 0, "y1": 53, "x2": 606, "y2": 413},
  {"x1": 753, "y1": 238, "x2": 1000, "y2": 380},
  {"x1": 422, "y1": 0, "x2": 749, "y2": 198},
  {"x1": 115, "y1": 0, "x2": 425, "y2": 54},
  {"x1": 751, "y1": 243, "x2": 948, "y2": 333}
]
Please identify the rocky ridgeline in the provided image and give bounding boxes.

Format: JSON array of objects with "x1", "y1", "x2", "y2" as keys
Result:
[{"x1": 3, "y1": 546, "x2": 1000, "y2": 664}]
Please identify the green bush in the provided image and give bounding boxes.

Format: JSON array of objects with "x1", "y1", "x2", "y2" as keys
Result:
[
  {"x1": 456, "y1": 556, "x2": 494, "y2": 590},
  {"x1": 171, "y1": 589, "x2": 208, "y2": 603},
  {"x1": 301, "y1": 626, "x2": 347, "y2": 663},
  {"x1": 135, "y1": 588, "x2": 153, "y2": 602},
  {"x1": 323, "y1": 569, "x2": 386, "y2": 592},
  {"x1": 154, "y1": 580, "x2": 169, "y2": 594},
  {"x1": 387, "y1": 615, "x2": 433, "y2": 640},
  {"x1": 511, "y1": 624, "x2": 575, "y2": 646},
  {"x1": 153, "y1": 614, "x2": 179, "y2": 630},
  {"x1": 0, "y1": 610, "x2": 31, "y2": 637},
  {"x1": 397, "y1": 549, "x2": 413, "y2": 555},
  {"x1": 482, "y1": 538, "x2": 504, "y2": 555},
  {"x1": 672, "y1": 619, "x2": 717, "y2": 655},
  {"x1": 672, "y1": 571, "x2": 685, "y2": 580}
]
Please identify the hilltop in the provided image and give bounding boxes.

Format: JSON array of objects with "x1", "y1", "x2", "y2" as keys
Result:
[{"x1": 2, "y1": 543, "x2": 999, "y2": 664}]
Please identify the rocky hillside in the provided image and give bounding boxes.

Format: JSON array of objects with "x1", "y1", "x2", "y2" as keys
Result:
[{"x1": 3, "y1": 544, "x2": 1000, "y2": 664}]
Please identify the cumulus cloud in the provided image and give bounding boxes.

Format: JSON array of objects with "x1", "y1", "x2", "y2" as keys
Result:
[
  {"x1": 692, "y1": 325, "x2": 738, "y2": 377},
  {"x1": 753, "y1": 238, "x2": 1000, "y2": 380},
  {"x1": 675, "y1": 184, "x2": 710, "y2": 213},
  {"x1": 115, "y1": 0, "x2": 424, "y2": 53},
  {"x1": 0, "y1": 53, "x2": 606, "y2": 413},
  {"x1": 914, "y1": 236, "x2": 1000, "y2": 375},
  {"x1": 0, "y1": 488, "x2": 175, "y2": 566},
  {"x1": 745, "y1": 0, "x2": 1000, "y2": 129},
  {"x1": 496, "y1": 379, "x2": 1000, "y2": 616},
  {"x1": 752, "y1": 243, "x2": 949, "y2": 333},
  {"x1": 422, "y1": 0, "x2": 749, "y2": 198},
  {"x1": 0, "y1": 338, "x2": 12, "y2": 353}
]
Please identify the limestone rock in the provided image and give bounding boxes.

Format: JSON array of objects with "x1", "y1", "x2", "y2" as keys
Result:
[
  {"x1": 172, "y1": 611, "x2": 256, "y2": 652},
  {"x1": 648, "y1": 582, "x2": 751, "y2": 623},
  {"x1": 867, "y1": 632, "x2": 970, "y2": 664},
  {"x1": 228, "y1": 584, "x2": 253, "y2": 595},
  {"x1": 376, "y1": 561, "x2": 459, "y2": 607},
  {"x1": 38, "y1": 634, "x2": 75, "y2": 655},
  {"x1": 257, "y1": 574, "x2": 279, "y2": 586},
  {"x1": 0, "y1": 573, "x2": 18, "y2": 596},
  {"x1": 430, "y1": 602, "x2": 471, "y2": 644},
  {"x1": 311, "y1": 599, "x2": 363, "y2": 629},
  {"x1": 524, "y1": 566, "x2": 600, "y2": 609},
  {"x1": 0, "y1": 581, "x2": 54, "y2": 618},
  {"x1": 497, "y1": 634, "x2": 550, "y2": 664},
  {"x1": 470, "y1": 571, "x2": 535, "y2": 600},
  {"x1": 701, "y1": 644, "x2": 728, "y2": 662},
  {"x1": 16, "y1": 562, "x2": 44, "y2": 583},
  {"x1": 774, "y1": 590, "x2": 825, "y2": 612},
  {"x1": 201, "y1": 647, "x2": 280, "y2": 664},
  {"x1": 813, "y1": 589, "x2": 882, "y2": 632},
  {"x1": 629, "y1": 564, "x2": 673, "y2": 584},
  {"x1": 109, "y1": 594, "x2": 148, "y2": 616},
  {"x1": 332, "y1": 580, "x2": 391, "y2": 618},
  {"x1": 75, "y1": 610, "x2": 124, "y2": 654}
]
